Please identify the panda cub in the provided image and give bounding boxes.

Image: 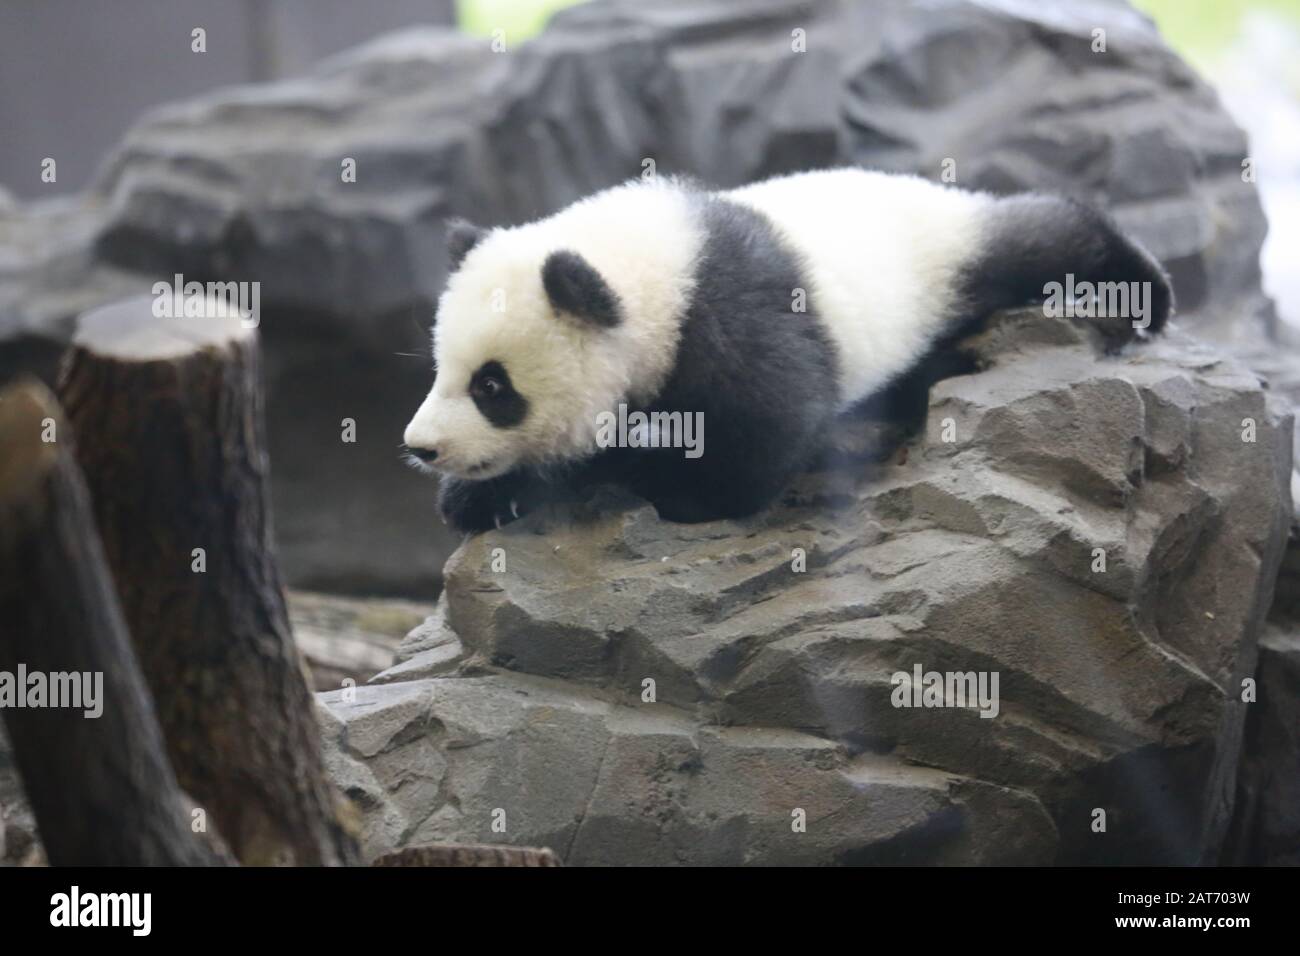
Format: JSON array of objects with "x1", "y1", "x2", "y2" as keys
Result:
[{"x1": 403, "y1": 168, "x2": 1172, "y2": 533}]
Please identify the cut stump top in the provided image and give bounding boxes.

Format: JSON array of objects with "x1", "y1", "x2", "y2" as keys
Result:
[{"x1": 74, "y1": 294, "x2": 254, "y2": 361}]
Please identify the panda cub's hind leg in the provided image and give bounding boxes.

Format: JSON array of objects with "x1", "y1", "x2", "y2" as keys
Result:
[{"x1": 960, "y1": 194, "x2": 1174, "y2": 351}]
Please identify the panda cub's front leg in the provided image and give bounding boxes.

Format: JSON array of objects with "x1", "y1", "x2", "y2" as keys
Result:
[{"x1": 438, "y1": 470, "x2": 542, "y2": 533}]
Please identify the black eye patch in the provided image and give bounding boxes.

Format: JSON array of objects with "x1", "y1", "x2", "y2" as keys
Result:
[{"x1": 469, "y1": 360, "x2": 528, "y2": 428}]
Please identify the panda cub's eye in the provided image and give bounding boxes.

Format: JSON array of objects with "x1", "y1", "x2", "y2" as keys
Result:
[
  {"x1": 469, "y1": 361, "x2": 509, "y2": 401},
  {"x1": 467, "y1": 360, "x2": 528, "y2": 427}
]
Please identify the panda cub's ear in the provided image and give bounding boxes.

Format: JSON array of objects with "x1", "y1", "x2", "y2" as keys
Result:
[
  {"x1": 446, "y1": 218, "x2": 488, "y2": 271},
  {"x1": 541, "y1": 250, "x2": 622, "y2": 329}
]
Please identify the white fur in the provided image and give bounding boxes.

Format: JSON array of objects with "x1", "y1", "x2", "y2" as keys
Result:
[
  {"x1": 404, "y1": 178, "x2": 704, "y2": 478},
  {"x1": 726, "y1": 169, "x2": 992, "y2": 409},
  {"x1": 405, "y1": 169, "x2": 993, "y2": 476}
]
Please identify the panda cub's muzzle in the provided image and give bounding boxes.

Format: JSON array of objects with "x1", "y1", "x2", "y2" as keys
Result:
[{"x1": 403, "y1": 443, "x2": 439, "y2": 464}]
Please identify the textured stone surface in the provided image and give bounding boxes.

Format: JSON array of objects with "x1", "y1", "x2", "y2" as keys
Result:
[
  {"x1": 1220, "y1": 335, "x2": 1300, "y2": 864},
  {"x1": 320, "y1": 675, "x2": 1058, "y2": 866},
  {"x1": 1225, "y1": 624, "x2": 1300, "y2": 865},
  {"x1": 319, "y1": 311, "x2": 1293, "y2": 865},
  {"x1": 287, "y1": 590, "x2": 428, "y2": 691},
  {"x1": 0, "y1": 0, "x2": 1279, "y2": 594}
]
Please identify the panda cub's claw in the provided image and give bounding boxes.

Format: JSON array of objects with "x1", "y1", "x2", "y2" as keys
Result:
[{"x1": 437, "y1": 473, "x2": 536, "y2": 534}]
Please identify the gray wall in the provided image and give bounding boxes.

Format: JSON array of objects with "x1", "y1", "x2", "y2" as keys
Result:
[{"x1": 0, "y1": 0, "x2": 454, "y2": 199}]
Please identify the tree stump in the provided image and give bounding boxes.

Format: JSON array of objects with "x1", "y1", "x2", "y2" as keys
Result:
[
  {"x1": 0, "y1": 379, "x2": 227, "y2": 865},
  {"x1": 56, "y1": 295, "x2": 358, "y2": 866},
  {"x1": 372, "y1": 844, "x2": 563, "y2": 867}
]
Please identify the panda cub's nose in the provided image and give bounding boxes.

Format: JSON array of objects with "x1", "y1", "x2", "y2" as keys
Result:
[{"x1": 407, "y1": 445, "x2": 439, "y2": 463}]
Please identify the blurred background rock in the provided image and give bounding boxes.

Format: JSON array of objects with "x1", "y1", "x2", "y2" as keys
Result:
[
  {"x1": 5, "y1": 1, "x2": 1298, "y2": 341},
  {"x1": 1135, "y1": 0, "x2": 1300, "y2": 333},
  {"x1": 4, "y1": 2, "x2": 1296, "y2": 337}
]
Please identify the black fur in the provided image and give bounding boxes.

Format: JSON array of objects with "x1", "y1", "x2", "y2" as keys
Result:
[
  {"x1": 542, "y1": 250, "x2": 623, "y2": 327},
  {"x1": 956, "y1": 194, "x2": 1173, "y2": 347},
  {"x1": 438, "y1": 468, "x2": 547, "y2": 531},
  {"x1": 470, "y1": 360, "x2": 528, "y2": 428},
  {"x1": 849, "y1": 193, "x2": 1175, "y2": 437},
  {"x1": 613, "y1": 195, "x2": 839, "y2": 521},
  {"x1": 437, "y1": 187, "x2": 1173, "y2": 533},
  {"x1": 446, "y1": 218, "x2": 487, "y2": 271}
]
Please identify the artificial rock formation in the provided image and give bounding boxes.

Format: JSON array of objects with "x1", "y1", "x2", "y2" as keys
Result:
[{"x1": 320, "y1": 312, "x2": 1294, "y2": 865}]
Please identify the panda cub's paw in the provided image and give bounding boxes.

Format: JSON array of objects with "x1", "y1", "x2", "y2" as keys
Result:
[{"x1": 437, "y1": 472, "x2": 534, "y2": 533}]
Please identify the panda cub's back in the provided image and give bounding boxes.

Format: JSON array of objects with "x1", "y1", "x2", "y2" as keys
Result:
[{"x1": 723, "y1": 168, "x2": 995, "y2": 407}]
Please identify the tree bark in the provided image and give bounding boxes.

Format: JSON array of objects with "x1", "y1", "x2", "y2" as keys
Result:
[
  {"x1": 0, "y1": 379, "x2": 228, "y2": 866},
  {"x1": 56, "y1": 296, "x2": 358, "y2": 866}
]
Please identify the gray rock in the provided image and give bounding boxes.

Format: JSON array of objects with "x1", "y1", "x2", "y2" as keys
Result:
[
  {"x1": 320, "y1": 674, "x2": 1058, "y2": 865},
  {"x1": 0, "y1": 0, "x2": 1278, "y2": 594},
  {"x1": 84, "y1": 0, "x2": 1271, "y2": 338},
  {"x1": 370, "y1": 603, "x2": 466, "y2": 684},
  {"x1": 1224, "y1": 624, "x2": 1300, "y2": 865},
  {"x1": 286, "y1": 589, "x2": 428, "y2": 691},
  {"x1": 319, "y1": 311, "x2": 1294, "y2": 865}
]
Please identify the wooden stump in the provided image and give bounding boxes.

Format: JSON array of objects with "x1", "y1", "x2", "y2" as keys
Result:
[
  {"x1": 56, "y1": 296, "x2": 358, "y2": 866},
  {"x1": 0, "y1": 379, "x2": 227, "y2": 865},
  {"x1": 372, "y1": 844, "x2": 563, "y2": 867}
]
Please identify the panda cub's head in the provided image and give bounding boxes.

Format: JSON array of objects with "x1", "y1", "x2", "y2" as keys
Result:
[
  {"x1": 402, "y1": 218, "x2": 632, "y2": 481},
  {"x1": 404, "y1": 182, "x2": 703, "y2": 480}
]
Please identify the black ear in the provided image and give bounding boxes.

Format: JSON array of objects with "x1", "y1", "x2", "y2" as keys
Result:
[
  {"x1": 541, "y1": 250, "x2": 622, "y2": 328},
  {"x1": 446, "y1": 218, "x2": 487, "y2": 271}
]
